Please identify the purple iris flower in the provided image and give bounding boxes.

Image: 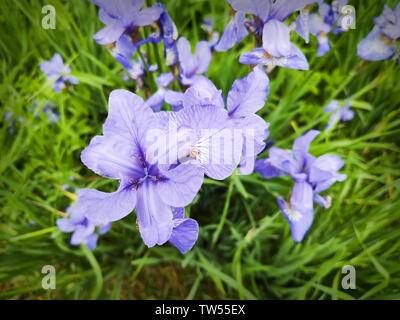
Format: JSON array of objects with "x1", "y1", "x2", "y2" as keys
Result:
[
  {"x1": 255, "y1": 130, "x2": 347, "y2": 241},
  {"x1": 42, "y1": 105, "x2": 60, "y2": 123},
  {"x1": 78, "y1": 89, "x2": 205, "y2": 252},
  {"x1": 161, "y1": 68, "x2": 270, "y2": 176},
  {"x1": 57, "y1": 205, "x2": 112, "y2": 250},
  {"x1": 307, "y1": 0, "x2": 348, "y2": 56},
  {"x1": 39, "y1": 53, "x2": 79, "y2": 93},
  {"x1": 147, "y1": 72, "x2": 175, "y2": 112},
  {"x1": 357, "y1": 3, "x2": 400, "y2": 62},
  {"x1": 177, "y1": 37, "x2": 212, "y2": 85},
  {"x1": 90, "y1": 0, "x2": 163, "y2": 45},
  {"x1": 324, "y1": 100, "x2": 354, "y2": 130},
  {"x1": 216, "y1": 0, "x2": 317, "y2": 69}
]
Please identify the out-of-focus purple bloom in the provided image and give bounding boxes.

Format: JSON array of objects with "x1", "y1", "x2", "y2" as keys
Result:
[
  {"x1": 90, "y1": 0, "x2": 163, "y2": 45},
  {"x1": 156, "y1": 3, "x2": 179, "y2": 66},
  {"x1": 255, "y1": 130, "x2": 346, "y2": 241},
  {"x1": 177, "y1": 37, "x2": 212, "y2": 85},
  {"x1": 42, "y1": 105, "x2": 60, "y2": 123},
  {"x1": 324, "y1": 100, "x2": 354, "y2": 130},
  {"x1": 57, "y1": 205, "x2": 112, "y2": 250},
  {"x1": 126, "y1": 56, "x2": 157, "y2": 88},
  {"x1": 78, "y1": 89, "x2": 205, "y2": 252},
  {"x1": 216, "y1": 0, "x2": 318, "y2": 53},
  {"x1": 4, "y1": 112, "x2": 13, "y2": 121},
  {"x1": 40, "y1": 53, "x2": 79, "y2": 93},
  {"x1": 147, "y1": 72, "x2": 175, "y2": 112},
  {"x1": 307, "y1": 1, "x2": 349, "y2": 57},
  {"x1": 357, "y1": 3, "x2": 400, "y2": 62}
]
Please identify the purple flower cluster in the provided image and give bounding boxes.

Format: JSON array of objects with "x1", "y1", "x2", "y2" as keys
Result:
[
  {"x1": 357, "y1": 2, "x2": 400, "y2": 62},
  {"x1": 53, "y1": 0, "x2": 398, "y2": 250},
  {"x1": 58, "y1": 66, "x2": 270, "y2": 252},
  {"x1": 255, "y1": 130, "x2": 346, "y2": 241}
]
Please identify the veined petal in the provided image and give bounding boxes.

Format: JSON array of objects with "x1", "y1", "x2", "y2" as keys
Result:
[
  {"x1": 78, "y1": 185, "x2": 137, "y2": 224},
  {"x1": 156, "y1": 162, "x2": 204, "y2": 207},
  {"x1": 195, "y1": 41, "x2": 212, "y2": 74},
  {"x1": 169, "y1": 218, "x2": 199, "y2": 254},
  {"x1": 215, "y1": 12, "x2": 249, "y2": 52},
  {"x1": 255, "y1": 158, "x2": 285, "y2": 178},
  {"x1": 262, "y1": 19, "x2": 291, "y2": 57},
  {"x1": 93, "y1": 23, "x2": 125, "y2": 45},
  {"x1": 135, "y1": 179, "x2": 173, "y2": 247},
  {"x1": 227, "y1": 67, "x2": 269, "y2": 117},
  {"x1": 277, "y1": 195, "x2": 313, "y2": 242}
]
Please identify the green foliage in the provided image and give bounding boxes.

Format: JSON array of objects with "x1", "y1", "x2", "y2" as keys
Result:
[{"x1": 0, "y1": 0, "x2": 399, "y2": 300}]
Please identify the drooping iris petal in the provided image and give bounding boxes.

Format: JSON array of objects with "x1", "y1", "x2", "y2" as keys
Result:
[
  {"x1": 215, "y1": 12, "x2": 249, "y2": 52},
  {"x1": 195, "y1": 41, "x2": 212, "y2": 74},
  {"x1": 239, "y1": 45, "x2": 309, "y2": 70},
  {"x1": 156, "y1": 162, "x2": 204, "y2": 207},
  {"x1": 227, "y1": 66, "x2": 269, "y2": 117},
  {"x1": 255, "y1": 158, "x2": 285, "y2": 178},
  {"x1": 282, "y1": 180, "x2": 314, "y2": 242},
  {"x1": 169, "y1": 218, "x2": 199, "y2": 254},
  {"x1": 99, "y1": 222, "x2": 112, "y2": 235},
  {"x1": 110, "y1": 34, "x2": 135, "y2": 69},
  {"x1": 70, "y1": 224, "x2": 96, "y2": 246},
  {"x1": 93, "y1": 22, "x2": 126, "y2": 45},
  {"x1": 262, "y1": 19, "x2": 291, "y2": 57},
  {"x1": 135, "y1": 179, "x2": 173, "y2": 247},
  {"x1": 78, "y1": 185, "x2": 137, "y2": 224},
  {"x1": 357, "y1": 26, "x2": 396, "y2": 61},
  {"x1": 85, "y1": 234, "x2": 99, "y2": 250}
]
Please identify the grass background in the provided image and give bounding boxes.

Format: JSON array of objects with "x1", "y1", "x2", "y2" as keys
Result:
[{"x1": 0, "y1": 0, "x2": 399, "y2": 299}]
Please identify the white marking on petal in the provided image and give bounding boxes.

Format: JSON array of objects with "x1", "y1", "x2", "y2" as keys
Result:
[{"x1": 284, "y1": 207, "x2": 303, "y2": 222}]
